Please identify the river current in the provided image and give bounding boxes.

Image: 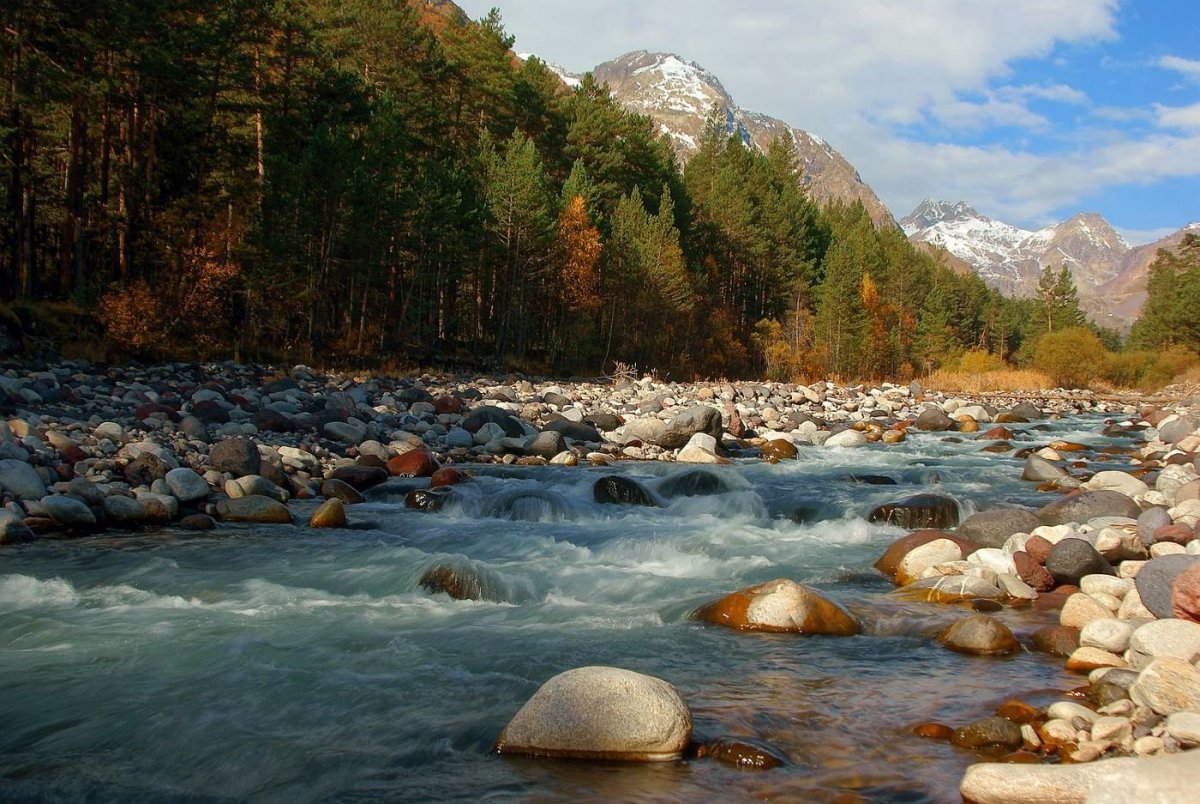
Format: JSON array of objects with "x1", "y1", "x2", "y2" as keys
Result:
[{"x1": 0, "y1": 415, "x2": 1137, "y2": 802}]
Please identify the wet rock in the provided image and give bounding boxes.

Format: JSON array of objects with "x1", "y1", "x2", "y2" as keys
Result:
[
  {"x1": 950, "y1": 716, "x2": 1023, "y2": 750},
  {"x1": 658, "y1": 405, "x2": 723, "y2": 450},
  {"x1": 825, "y1": 429, "x2": 867, "y2": 448},
  {"x1": 309, "y1": 498, "x2": 346, "y2": 528},
  {"x1": 1045, "y1": 539, "x2": 1114, "y2": 586},
  {"x1": 430, "y1": 467, "x2": 469, "y2": 488},
  {"x1": 484, "y1": 489, "x2": 571, "y2": 521},
  {"x1": 524, "y1": 430, "x2": 566, "y2": 460},
  {"x1": 495, "y1": 666, "x2": 692, "y2": 761},
  {"x1": 1135, "y1": 554, "x2": 1200, "y2": 619},
  {"x1": 676, "y1": 432, "x2": 729, "y2": 464},
  {"x1": 694, "y1": 736, "x2": 788, "y2": 769},
  {"x1": 179, "y1": 513, "x2": 216, "y2": 530},
  {"x1": 1038, "y1": 491, "x2": 1141, "y2": 526},
  {"x1": 462, "y1": 406, "x2": 524, "y2": 438},
  {"x1": 759, "y1": 438, "x2": 798, "y2": 461},
  {"x1": 869, "y1": 493, "x2": 960, "y2": 529},
  {"x1": 208, "y1": 437, "x2": 261, "y2": 477},
  {"x1": 320, "y1": 478, "x2": 364, "y2": 504},
  {"x1": 874, "y1": 530, "x2": 980, "y2": 579},
  {"x1": 912, "y1": 723, "x2": 955, "y2": 740},
  {"x1": 405, "y1": 488, "x2": 455, "y2": 512},
  {"x1": 123, "y1": 452, "x2": 170, "y2": 487},
  {"x1": 961, "y1": 748, "x2": 1200, "y2": 803},
  {"x1": 1022, "y1": 454, "x2": 1069, "y2": 483},
  {"x1": 101, "y1": 494, "x2": 145, "y2": 525},
  {"x1": 40, "y1": 494, "x2": 97, "y2": 528},
  {"x1": 657, "y1": 468, "x2": 729, "y2": 499},
  {"x1": 330, "y1": 465, "x2": 389, "y2": 490},
  {"x1": 938, "y1": 614, "x2": 1020, "y2": 655},
  {"x1": 1011, "y1": 402, "x2": 1043, "y2": 420},
  {"x1": 915, "y1": 407, "x2": 953, "y2": 431},
  {"x1": 419, "y1": 563, "x2": 486, "y2": 600},
  {"x1": 894, "y1": 538, "x2": 964, "y2": 586},
  {"x1": 215, "y1": 495, "x2": 292, "y2": 524},
  {"x1": 691, "y1": 578, "x2": 861, "y2": 635},
  {"x1": 1030, "y1": 625, "x2": 1080, "y2": 657},
  {"x1": 593, "y1": 476, "x2": 657, "y2": 507},
  {"x1": 957, "y1": 508, "x2": 1041, "y2": 549},
  {"x1": 386, "y1": 448, "x2": 439, "y2": 478},
  {"x1": 900, "y1": 575, "x2": 1005, "y2": 603}
]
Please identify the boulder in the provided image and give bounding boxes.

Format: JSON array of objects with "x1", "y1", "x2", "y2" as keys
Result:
[
  {"x1": 39, "y1": 494, "x2": 97, "y2": 528},
  {"x1": 874, "y1": 530, "x2": 980, "y2": 580},
  {"x1": 691, "y1": 578, "x2": 860, "y2": 635},
  {"x1": 676, "y1": 432, "x2": 729, "y2": 464},
  {"x1": 215, "y1": 495, "x2": 292, "y2": 524},
  {"x1": 1083, "y1": 471, "x2": 1150, "y2": 498},
  {"x1": 1130, "y1": 657, "x2": 1200, "y2": 716},
  {"x1": 956, "y1": 508, "x2": 1041, "y2": 548},
  {"x1": 825, "y1": 429, "x2": 867, "y2": 448},
  {"x1": 1038, "y1": 491, "x2": 1141, "y2": 526},
  {"x1": 419, "y1": 563, "x2": 488, "y2": 601},
  {"x1": 1160, "y1": 417, "x2": 1198, "y2": 445},
  {"x1": 593, "y1": 476, "x2": 657, "y2": 507},
  {"x1": 308, "y1": 498, "x2": 346, "y2": 528},
  {"x1": 1029, "y1": 625, "x2": 1080, "y2": 657},
  {"x1": 524, "y1": 430, "x2": 566, "y2": 460},
  {"x1": 694, "y1": 736, "x2": 788, "y2": 769},
  {"x1": 387, "y1": 448, "x2": 439, "y2": 478},
  {"x1": 1174, "y1": 561, "x2": 1200, "y2": 623},
  {"x1": 1135, "y1": 554, "x2": 1200, "y2": 619},
  {"x1": 1138, "y1": 507, "x2": 1174, "y2": 546},
  {"x1": 950, "y1": 716, "x2": 1023, "y2": 750},
  {"x1": 320, "y1": 478, "x2": 364, "y2": 504},
  {"x1": 658, "y1": 405, "x2": 723, "y2": 450},
  {"x1": 123, "y1": 452, "x2": 170, "y2": 487},
  {"x1": 0, "y1": 458, "x2": 47, "y2": 501},
  {"x1": 330, "y1": 465, "x2": 389, "y2": 490},
  {"x1": 1010, "y1": 402, "x2": 1043, "y2": 420},
  {"x1": 430, "y1": 467, "x2": 470, "y2": 488},
  {"x1": 868, "y1": 493, "x2": 960, "y2": 529},
  {"x1": 101, "y1": 494, "x2": 146, "y2": 525},
  {"x1": 759, "y1": 438, "x2": 798, "y2": 461},
  {"x1": 1045, "y1": 539, "x2": 1114, "y2": 585},
  {"x1": 1022, "y1": 454, "x2": 1069, "y2": 483},
  {"x1": 209, "y1": 437, "x2": 261, "y2": 477},
  {"x1": 915, "y1": 407, "x2": 954, "y2": 431},
  {"x1": 165, "y1": 467, "x2": 210, "y2": 503},
  {"x1": 657, "y1": 468, "x2": 731, "y2": 499},
  {"x1": 1127, "y1": 619, "x2": 1200, "y2": 669},
  {"x1": 462, "y1": 405, "x2": 524, "y2": 438},
  {"x1": 495, "y1": 666, "x2": 692, "y2": 761},
  {"x1": 938, "y1": 614, "x2": 1020, "y2": 655}
]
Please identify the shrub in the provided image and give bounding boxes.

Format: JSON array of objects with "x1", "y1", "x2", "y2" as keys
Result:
[
  {"x1": 1032, "y1": 327, "x2": 1107, "y2": 389},
  {"x1": 956, "y1": 349, "x2": 1007, "y2": 375}
]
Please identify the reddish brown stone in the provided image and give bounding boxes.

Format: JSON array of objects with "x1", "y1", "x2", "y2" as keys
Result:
[
  {"x1": 691, "y1": 578, "x2": 860, "y2": 635},
  {"x1": 1033, "y1": 588, "x2": 1077, "y2": 611},
  {"x1": 1025, "y1": 535, "x2": 1053, "y2": 565},
  {"x1": 135, "y1": 402, "x2": 177, "y2": 421},
  {"x1": 996, "y1": 700, "x2": 1041, "y2": 724},
  {"x1": 1029, "y1": 625, "x2": 1080, "y2": 657},
  {"x1": 1013, "y1": 551, "x2": 1055, "y2": 592},
  {"x1": 432, "y1": 395, "x2": 463, "y2": 415},
  {"x1": 979, "y1": 426, "x2": 1014, "y2": 440},
  {"x1": 1153, "y1": 524, "x2": 1195, "y2": 546},
  {"x1": 387, "y1": 448, "x2": 439, "y2": 478},
  {"x1": 1171, "y1": 562, "x2": 1200, "y2": 623},
  {"x1": 430, "y1": 467, "x2": 469, "y2": 488},
  {"x1": 874, "y1": 529, "x2": 982, "y2": 579},
  {"x1": 912, "y1": 723, "x2": 954, "y2": 740}
]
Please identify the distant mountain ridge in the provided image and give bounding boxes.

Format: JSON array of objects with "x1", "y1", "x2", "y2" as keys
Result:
[
  {"x1": 535, "y1": 50, "x2": 894, "y2": 227},
  {"x1": 901, "y1": 200, "x2": 1199, "y2": 329}
]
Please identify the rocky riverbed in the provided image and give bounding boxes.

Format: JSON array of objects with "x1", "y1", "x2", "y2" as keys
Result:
[{"x1": 2, "y1": 359, "x2": 1200, "y2": 801}]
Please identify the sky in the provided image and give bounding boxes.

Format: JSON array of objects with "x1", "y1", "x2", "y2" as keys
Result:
[{"x1": 454, "y1": 0, "x2": 1199, "y2": 244}]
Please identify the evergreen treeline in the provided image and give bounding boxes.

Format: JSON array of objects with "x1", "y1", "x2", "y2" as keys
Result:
[{"x1": 0, "y1": 1, "x2": 1157, "y2": 378}]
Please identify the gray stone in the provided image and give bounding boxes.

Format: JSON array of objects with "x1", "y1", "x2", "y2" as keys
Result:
[
  {"x1": 957, "y1": 508, "x2": 1040, "y2": 548},
  {"x1": 224, "y1": 474, "x2": 287, "y2": 502},
  {"x1": 1038, "y1": 490, "x2": 1141, "y2": 526},
  {"x1": 938, "y1": 614, "x2": 1020, "y2": 655},
  {"x1": 621, "y1": 418, "x2": 666, "y2": 446},
  {"x1": 323, "y1": 421, "x2": 366, "y2": 445},
  {"x1": 915, "y1": 407, "x2": 953, "y2": 431},
  {"x1": 824, "y1": 429, "x2": 867, "y2": 448},
  {"x1": 658, "y1": 405, "x2": 723, "y2": 449},
  {"x1": 1023, "y1": 454, "x2": 1069, "y2": 482},
  {"x1": 524, "y1": 430, "x2": 566, "y2": 460},
  {"x1": 1138, "y1": 507, "x2": 1174, "y2": 546},
  {"x1": 215, "y1": 495, "x2": 292, "y2": 524},
  {"x1": 1130, "y1": 657, "x2": 1200, "y2": 716},
  {"x1": 1045, "y1": 538, "x2": 1114, "y2": 585},
  {"x1": 1166, "y1": 712, "x2": 1200, "y2": 748},
  {"x1": 1127, "y1": 619, "x2": 1200, "y2": 669},
  {"x1": 165, "y1": 467, "x2": 210, "y2": 503},
  {"x1": 495, "y1": 666, "x2": 692, "y2": 761},
  {"x1": 102, "y1": 494, "x2": 146, "y2": 524},
  {"x1": 1135, "y1": 554, "x2": 1200, "y2": 619},
  {"x1": 1160, "y1": 417, "x2": 1198, "y2": 446},
  {"x1": 209, "y1": 437, "x2": 261, "y2": 476},
  {"x1": 39, "y1": 494, "x2": 97, "y2": 527},
  {"x1": 0, "y1": 458, "x2": 47, "y2": 501}
]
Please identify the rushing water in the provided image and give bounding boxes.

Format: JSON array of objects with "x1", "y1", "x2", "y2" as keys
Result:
[{"x1": 0, "y1": 416, "x2": 1140, "y2": 802}]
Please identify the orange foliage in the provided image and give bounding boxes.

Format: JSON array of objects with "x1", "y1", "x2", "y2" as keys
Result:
[
  {"x1": 556, "y1": 195, "x2": 602, "y2": 312},
  {"x1": 99, "y1": 279, "x2": 162, "y2": 353}
]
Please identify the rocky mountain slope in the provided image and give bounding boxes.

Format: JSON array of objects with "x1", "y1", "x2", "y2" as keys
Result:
[
  {"x1": 901, "y1": 200, "x2": 1197, "y2": 329},
  {"x1": 543, "y1": 51, "x2": 894, "y2": 227}
]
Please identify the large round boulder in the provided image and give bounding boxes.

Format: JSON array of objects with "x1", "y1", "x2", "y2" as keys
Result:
[
  {"x1": 495, "y1": 666, "x2": 692, "y2": 761},
  {"x1": 1045, "y1": 538, "x2": 1114, "y2": 585},
  {"x1": 691, "y1": 578, "x2": 860, "y2": 635},
  {"x1": 215, "y1": 495, "x2": 292, "y2": 524},
  {"x1": 386, "y1": 448, "x2": 439, "y2": 478},
  {"x1": 1135, "y1": 554, "x2": 1200, "y2": 619},
  {"x1": 209, "y1": 437, "x2": 261, "y2": 477},
  {"x1": 1037, "y1": 490, "x2": 1141, "y2": 526},
  {"x1": 915, "y1": 407, "x2": 954, "y2": 431},
  {"x1": 874, "y1": 530, "x2": 980, "y2": 580},
  {"x1": 658, "y1": 405, "x2": 723, "y2": 450},
  {"x1": 593, "y1": 476, "x2": 657, "y2": 507},
  {"x1": 957, "y1": 508, "x2": 1041, "y2": 548}
]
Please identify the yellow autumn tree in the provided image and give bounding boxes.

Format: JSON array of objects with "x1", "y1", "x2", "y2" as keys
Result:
[{"x1": 557, "y1": 195, "x2": 602, "y2": 313}]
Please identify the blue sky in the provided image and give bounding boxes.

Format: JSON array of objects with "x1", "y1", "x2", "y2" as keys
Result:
[{"x1": 455, "y1": 0, "x2": 1199, "y2": 243}]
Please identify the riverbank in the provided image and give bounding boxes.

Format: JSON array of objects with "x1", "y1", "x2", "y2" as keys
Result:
[{"x1": 2, "y1": 359, "x2": 1199, "y2": 800}]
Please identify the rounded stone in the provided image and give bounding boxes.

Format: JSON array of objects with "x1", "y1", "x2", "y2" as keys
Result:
[
  {"x1": 869, "y1": 493, "x2": 960, "y2": 530},
  {"x1": 1079, "y1": 618, "x2": 1134, "y2": 654},
  {"x1": 957, "y1": 508, "x2": 1041, "y2": 549},
  {"x1": 760, "y1": 438, "x2": 798, "y2": 461},
  {"x1": 215, "y1": 495, "x2": 292, "y2": 524},
  {"x1": 1135, "y1": 554, "x2": 1200, "y2": 619},
  {"x1": 1127, "y1": 619, "x2": 1200, "y2": 669},
  {"x1": 495, "y1": 666, "x2": 692, "y2": 761},
  {"x1": 39, "y1": 494, "x2": 97, "y2": 527},
  {"x1": 1038, "y1": 491, "x2": 1141, "y2": 526},
  {"x1": 950, "y1": 716, "x2": 1023, "y2": 750},
  {"x1": 593, "y1": 476, "x2": 657, "y2": 507},
  {"x1": 320, "y1": 478, "x2": 364, "y2": 504},
  {"x1": 1060, "y1": 593, "x2": 1114, "y2": 628},
  {"x1": 691, "y1": 578, "x2": 860, "y2": 635},
  {"x1": 308, "y1": 498, "x2": 346, "y2": 528},
  {"x1": 430, "y1": 467, "x2": 469, "y2": 488},
  {"x1": 694, "y1": 736, "x2": 788, "y2": 769},
  {"x1": 165, "y1": 467, "x2": 210, "y2": 503},
  {"x1": 938, "y1": 614, "x2": 1020, "y2": 655},
  {"x1": 209, "y1": 437, "x2": 261, "y2": 477},
  {"x1": 386, "y1": 448, "x2": 439, "y2": 478},
  {"x1": 1130, "y1": 657, "x2": 1200, "y2": 716},
  {"x1": 1173, "y1": 561, "x2": 1200, "y2": 623},
  {"x1": 875, "y1": 530, "x2": 979, "y2": 579},
  {"x1": 895, "y1": 538, "x2": 964, "y2": 585},
  {"x1": 1045, "y1": 539, "x2": 1114, "y2": 586}
]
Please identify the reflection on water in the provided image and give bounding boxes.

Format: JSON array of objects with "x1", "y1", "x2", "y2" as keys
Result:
[{"x1": 0, "y1": 415, "x2": 1134, "y2": 801}]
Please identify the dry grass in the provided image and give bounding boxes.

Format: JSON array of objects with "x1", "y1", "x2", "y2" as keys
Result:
[{"x1": 926, "y1": 368, "x2": 1054, "y2": 394}]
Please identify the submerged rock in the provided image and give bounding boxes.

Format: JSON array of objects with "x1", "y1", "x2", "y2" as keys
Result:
[
  {"x1": 691, "y1": 578, "x2": 860, "y2": 635},
  {"x1": 938, "y1": 614, "x2": 1021, "y2": 655},
  {"x1": 215, "y1": 495, "x2": 292, "y2": 524},
  {"x1": 308, "y1": 498, "x2": 346, "y2": 528},
  {"x1": 593, "y1": 476, "x2": 657, "y2": 507},
  {"x1": 495, "y1": 666, "x2": 692, "y2": 761},
  {"x1": 868, "y1": 493, "x2": 960, "y2": 529},
  {"x1": 694, "y1": 736, "x2": 788, "y2": 769}
]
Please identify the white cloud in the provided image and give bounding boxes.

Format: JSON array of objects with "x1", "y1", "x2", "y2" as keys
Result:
[
  {"x1": 1158, "y1": 55, "x2": 1200, "y2": 82},
  {"x1": 1156, "y1": 102, "x2": 1200, "y2": 130},
  {"x1": 1118, "y1": 226, "x2": 1181, "y2": 245}
]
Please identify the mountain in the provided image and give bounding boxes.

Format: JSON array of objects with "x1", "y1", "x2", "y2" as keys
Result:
[
  {"x1": 901, "y1": 199, "x2": 1198, "y2": 329},
  {"x1": 545, "y1": 51, "x2": 894, "y2": 227}
]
